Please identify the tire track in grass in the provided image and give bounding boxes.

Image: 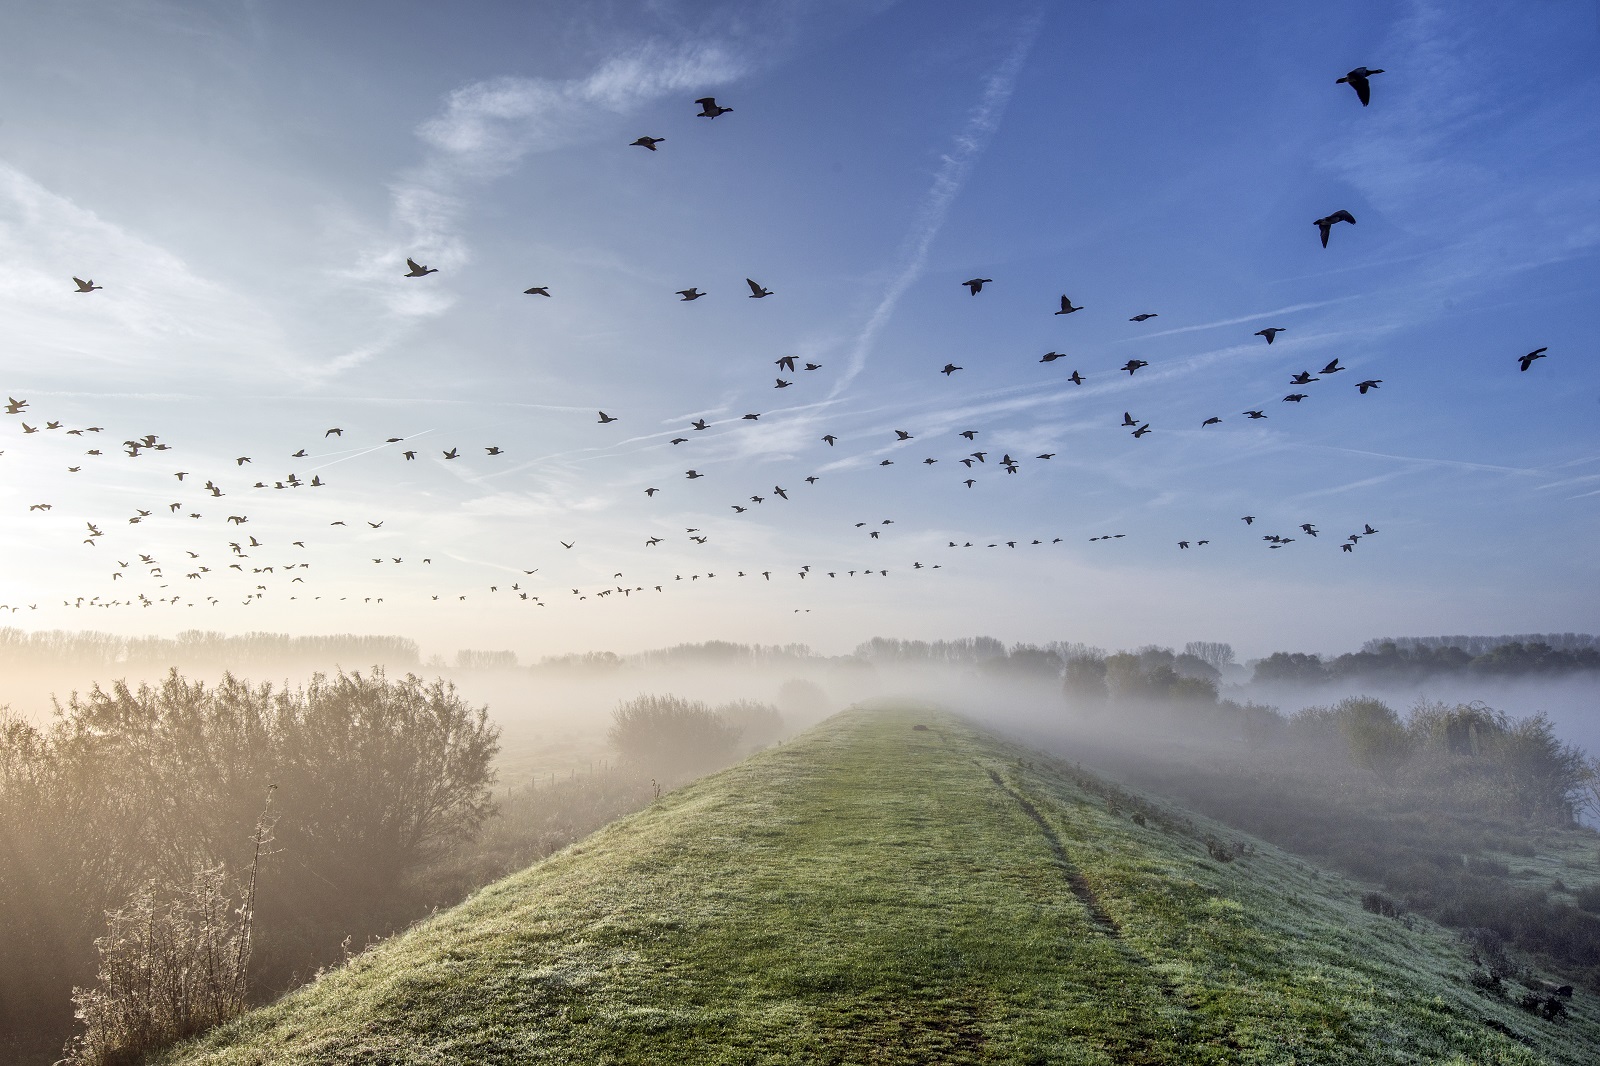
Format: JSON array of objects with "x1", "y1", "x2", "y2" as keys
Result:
[{"x1": 985, "y1": 767, "x2": 1214, "y2": 1059}]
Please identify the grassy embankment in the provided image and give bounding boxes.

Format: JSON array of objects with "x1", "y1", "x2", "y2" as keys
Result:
[{"x1": 157, "y1": 706, "x2": 1600, "y2": 1064}]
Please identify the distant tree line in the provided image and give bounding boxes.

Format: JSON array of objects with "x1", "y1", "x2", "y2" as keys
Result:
[
  {"x1": 0, "y1": 628, "x2": 420, "y2": 671},
  {"x1": 1253, "y1": 639, "x2": 1600, "y2": 685},
  {"x1": 1364, "y1": 633, "x2": 1598, "y2": 656}
]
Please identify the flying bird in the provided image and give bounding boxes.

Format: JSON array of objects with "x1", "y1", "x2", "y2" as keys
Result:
[
  {"x1": 73, "y1": 277, "x2": 102, "y2": 292},
  {"x1": 1040, "y1": 351, "x2": 1067, "y2": 363},
  {"x1": 1129, "y1": 313, "x2": 1158, "y2": 322},
  {"x1": 1518, "y1": 347, "x2": 1548, "y2": 372},
  {"x1": 676, "y1": 288, "x2": 705, "y2": 301},
  {"x1": 1320, "y1": 358, "x2": 1345, "y2": 375},
  {"x1": 1122, "y1": 412, "x2": 1139, "y2": 427},
  {"x1": 776, "y1": 355, "x2": 797, "y2": 372},
  {"x1": 746, "y1": 279, "x2": 772, "y2": 298},
  {"x1": 631, "y1": 136, "x2": 664, "y2": 150},
  {"x1": 404, "y1": 258, "x2": 436, "y2": 277},
  {"x1": 1055, "y1": 295, "x2": 1082, "y2": 315},
  {"x1": 524, "y1": 286, "x2": 551, "y2": 297},
  {"x1": 1067, "y1": 370, "x2": 1084, "y2": 385},
  {"x1": 598, "y1": 411, "x2": 618, "y2": 423},
  {"x1": 1283, "y1": 393, "x2": 1308, "y2": 402},
  {"x1": 1315, "y1": 210, "x2": 1357, "y2": 248},
  {"x1": 1336, "y1": 66, "x2": 1385, "y2": 106},
  {"x1": 1131, "y1": 424, "x2": 1152, "y2": 438},
  {"x1": 962, "y1": 278, "x2": 992, "y2": 295},
  {"x1": 1121, "y1": 359, "x2": 1148, "y2": 375},
  {"x1": 695, "y1": 96, "x2": 732, "y2": 118},
  {"x1": 1201, "y1": 417, "x2": 1221, "y2": 427},
  {"x1": 691, "y1": 419, "x2": 709, "y2": 430},
  {"x1": 1290, "y1": 371, "x2": 1319, "y2": 385},
  {"x1": 1355, "y1": 379, "x2": 1382, "y2": 394},
  {"x1": 442, "y1": 448, "x2": 459, "y2": 459},
  {"x1": 941, "y1": 363, "x2": 962, "y2": 376},
  {"x1": 821, "y1": 435, "x2": 837, "y2": 445},
  {"x1": 1244, "y1": 410, "x2": 1267, "y2": 419},
  {"x1": 1256, "y1": 328, "x2": 1285, "y2": 344},
  {"x1": 894, "y1": 430, "x2": 913, "y2": 441}
]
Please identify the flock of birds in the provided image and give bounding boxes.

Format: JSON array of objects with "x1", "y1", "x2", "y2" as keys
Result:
[{"x1": 2, "y1": 73, "x2": 1560, "y2": 618}]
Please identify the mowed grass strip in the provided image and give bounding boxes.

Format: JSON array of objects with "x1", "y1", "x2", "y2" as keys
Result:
[{"x1": 156, "y1": 708, "x2": 1598, "y2": 1065}]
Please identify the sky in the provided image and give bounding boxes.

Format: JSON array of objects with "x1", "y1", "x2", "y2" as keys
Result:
[{"x1": 0, "y1": 0, "x2": 1596, "y2": 662}]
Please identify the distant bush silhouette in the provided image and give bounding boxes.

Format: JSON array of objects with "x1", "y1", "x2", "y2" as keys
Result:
[
  {"x1": 716, "y1": 699, "x2": 784, "y2": 752},
  {"x1": 608, "y1": 695, "x2": 742, "y2": 778}
]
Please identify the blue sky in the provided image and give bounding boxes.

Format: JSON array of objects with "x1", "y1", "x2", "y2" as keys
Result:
[{"x1": 0, "y1": 0, "x2": 1596, "y2": 659}]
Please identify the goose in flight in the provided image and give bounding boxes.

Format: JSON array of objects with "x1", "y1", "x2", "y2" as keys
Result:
[
  {"x1": 741, "y1": 413, "x2": 760, "y2": 420},
  {"x1": 1122, "y1": 411, "x2": 1139, "y2": 427},
  {"x1": 4, "y1": 397, "x2": 26, "y2": 414},
  {"x1": 631, "y1": 136, "x2": 664, "y2": 150},
  {"x1": 1336, "y1": 66, "x2": 1384, "y2": 106},
  {"x1": 598, "y1": 411, "x2": 618, "y2": 423},
  {"x1": 804, "y1": 362, "x2": 822, "y2": 370},
  {"x1": 560, "y1": 541, "x2": 574, "y2": 549},
  {"x1": 1055, "y1": 295, "x2": 1082, "y2": 315},
  {"x1": 1244, "y1": 410, "x2": 1267, "y2": 419},
  {"x1": 1364, "y1": 524, "x2": 1379, "y2": 535},
  {"x1": 1067, "y1": 370, "x2": 1084, "y2": 384},
  {"x1": 822, "y1": 434, "x2": 837, "y2": 445},
  {"x1": 1289, "y1": 371, "x2": 1318, "y2": 385},
  {"x1": 894, "y1": 430, "x2": 913, "y2": 441},
  {"x1": 1283, "y1": 393, "x2": 1308, "y2": 402},
  {"x1": 959, "y1": 430, "x2": 978, "y2": 440},
  {"x1": 1242, "y1": 516, "x2": 1255, "y2": 524},
  {"x1": 746, "y1": 279, "x2": 772, "y2": 298},
  {"x1": 962, "y1": 278, "x2": 992, "y2": 295},
  {"x1": 1319, "y1": 358, "x2": 1345, "y2": 375},
  {"x1": 941, "y1": 363, "x2": 962, "y2": 376},
  {"x1": 692, "y1": 418, "x2": 710, "y2": 430},
  {"x1": 73, "y1": 277, "x2": 102, "y2": 292},
  {"x1": 774, "y1": 379, "x2": 791, "y2": 389},
  {"x1": 676, "y1": 288, "x2": 705, "y2": 301},
  {"x1": 1201, "y1": 416, "x2": 1221, "y2": 427},
  {"x1": 1131, "y1": 424, "x2": 1152, "y2": 438},
  {"x1": 1129, "y1": 313, "x2": 1158, "y2": 322},
  {"x1": 686, "y1": 470, "x2": 704, "y2": 479},
  {"x1": 325, "y1": 428, "x2": 342, "y2": 437},
  {"x1": 645, "y1": 487, "x2": 659, "y2": 496},
  {"x1": 695, "y1": 96, "x2": 732, "y2": 118},
  {"x1": 1121, "y1": 359, "x2": 1148, "y2": 375},
  {"x1": 368, "y1": 521, "x2": 383, "y2": 528},
  {"x1": 1315, "y1": 210, "x2": 1356, "y2": 248},
  {"x1": 485, "y1": 446, "x2": 503, "y2": 455},
  {"x1": 1040, "y1": 351, "x2": 1066, "y2": 362},
  {"x1": 403, "y1": 450, "x2": 416, "y2": 460},
  {"x1": 442, "y1": 448, "x2": 459, "y2": 459},
  {"x1": 1518, "y1": 347, "x2": 1548, "y2": 371},
  {"x1": 524, "y1": 286, "x2": 551, "y2": 297},
  {"x1": 1256, "y1": 327, "x2": 1285, "y2": 344},
  {"x1": 776, "y1": 355, "x2": 797, "y2": 372},
  {"x1": 404, "y1": 258, "x2": 436, "y2": 277},
  {"x1": 1355, "y1": 379, "x2": 1382, "y2": 394}
]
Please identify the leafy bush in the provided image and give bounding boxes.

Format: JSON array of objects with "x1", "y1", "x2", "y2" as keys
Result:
[
  {"x1": 1361, "y1": 891, "x2": 1405, "y2": 918},
  {"x1": 716, "y1": 700, "x2": 784, "y2": 751}
]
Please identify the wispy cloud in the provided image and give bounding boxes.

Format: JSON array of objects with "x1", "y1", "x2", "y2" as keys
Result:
[{"x1": 831, "y1": 12, "x2": 1042, "y2": 394}]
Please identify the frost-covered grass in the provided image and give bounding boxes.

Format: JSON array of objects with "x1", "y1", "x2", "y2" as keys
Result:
[{"x1": 156, "y1": 707, "x2": 1599, "y2": 1064}]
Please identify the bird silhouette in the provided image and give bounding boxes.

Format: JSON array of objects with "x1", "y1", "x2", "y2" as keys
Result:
[
  {"x1": 962, "y1": 278, "x2": 992, "y2": 295},
  {"x1": 959, "y1": 430, "x2": 978, "y2": 440},
  {"x1": 1055, "y1": 295, "x2": 1082, "y2": 315},
  {"x1": 442, "y1": 448, "x2": 459, "y2": 459},
  {"x1": 1256, "y1": 328, "x2": 1285, "y2": 344},
  {"x1": 1202, "y1": 416, "x2": 1222, "y2": 427},
  {"x1": 1319, "y1": 358, "x2": 1345, "y2": 375},
  {"x1": 691, "y1": 419, "x2": 710, "y2": 430},
  {"x1": 1283, "y1": 393, "x2": 1308, "y2": 402},
  {"x1": 1067, "y1": 370, "x2": 1084, "y2": 385},
  {"x1": 774, "y1": 379, "x2": 791, "y2": 389},
  {"x1": 941, "y1": 363, "x2": 962, "y2": 376},
  {"x1": 1518, "y1": 347, "x2": 1548, "y2": 371},
  {"x1": 894, "y1": 430, "x2": 913, "y2": 440},
  {"x1": 741, "y1": 413, "x2": 760, "y2": 421},
  {"x1": 1130, "y1": 313, "x2": 1158, "y2": 322},
  {"x1": 695, "y1": 97, "x2": 732, "y2": 118},
  {"x1": 1355, "y1": 379, "x2": 1382, "y2": 394},
  {"x1": 73, "y1": 277, "x2": 103, "y2": 292},
  {"x1": 1242, "y1": 516, "x2": 1255, "y2": 524},
  {"x1": 404, "y1": 258, "x2": 436, "y2": 277},
  {"x1": 821, "y1": 435, "x2": 837, "y2": 445},
  {"x1": 1121, "y1": 359, "x2": 1148, "y2": 375},
  {"x1": 631, "y1": 136, "x2": 664, "y2": 150},
  {"x1": 686, "y1": 470, "x2": 703, "y2": 479},
  {"x1": 524, "y1": 286, "x2": 551, "y2": 297},
  {"x1": 1131, "y1": 424, "x2": 1152, "y2": 438},
  {"x1": 746, "y1": 279, "x2": 773, "y2": 298},
  {"x1": 1040, "y1": 351, "x2": 1067, "y2": 363},
  {"x1": 676, "y1": 288, "x2": 705, "y2": 301},
  {"x1": 1336, "y1": 66, "x2": 1384, "y2": 106},
  {"x1": 1122, "y1": 412, "x2": 1139, "y2": 427},
  {"x1": 776, "y1": 355, "x2": 797, "y2": 372},
  {"x1": 1244, "y1": 410, "x2": 1267, "y2": 419},
  {"x1": 1290, "y1": 371, "x2": 1319, "y2": 385},
  {"x1": 598, "y1": 411, "x2": 618, "y2": 423},
  {"x1": 1315, "y1": 210, "x2": 1357, "y2": 247}
]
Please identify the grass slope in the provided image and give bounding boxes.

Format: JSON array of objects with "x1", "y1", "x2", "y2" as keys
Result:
[{"x1": 158, "y1": 707, "x2": 1600, "y2": 1065}]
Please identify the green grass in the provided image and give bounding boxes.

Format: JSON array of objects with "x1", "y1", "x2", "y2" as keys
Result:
[{"x1": 156, "y1": 707, "x2": 1600, "y2": 1064}]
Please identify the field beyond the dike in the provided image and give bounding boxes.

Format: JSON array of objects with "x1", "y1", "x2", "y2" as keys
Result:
[{"x1": 156, "y1": 706, "x2": 1598, "y2": 1065}]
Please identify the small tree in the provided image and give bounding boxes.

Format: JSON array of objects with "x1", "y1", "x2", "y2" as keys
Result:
[
  {"x1": 1062, "y1": 655, "x2": 1109, "y2": 709},
  {"x1": 1336, "y1": 697, "x2": 1412, "y2": 780},
  {"x1": 716, "y1": 700, "x2": 784, "y2": 751}
]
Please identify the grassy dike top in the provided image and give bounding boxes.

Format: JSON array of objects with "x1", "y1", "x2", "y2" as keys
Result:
[{"x1": 157, "y1": 707, "x2": 1599, "y2": 1065}]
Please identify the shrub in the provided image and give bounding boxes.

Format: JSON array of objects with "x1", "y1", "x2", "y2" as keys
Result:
[
  {"x1": 716, "y1": 700, "x2": 784, "y2": 751},
  {"x1": 775, "y1": 679, "x2": 829, "y2": 723},
  {"x1": 608, "y1": 695, "x2": 741, "y2": 778},
  {"x1": 62, "y1": 861, "x2": 257, "y2": 1066}
]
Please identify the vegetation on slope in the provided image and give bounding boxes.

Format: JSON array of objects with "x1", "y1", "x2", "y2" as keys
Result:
[{"x1": 157, "y1": 707, "x2": 1598, "y2": 1065}]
